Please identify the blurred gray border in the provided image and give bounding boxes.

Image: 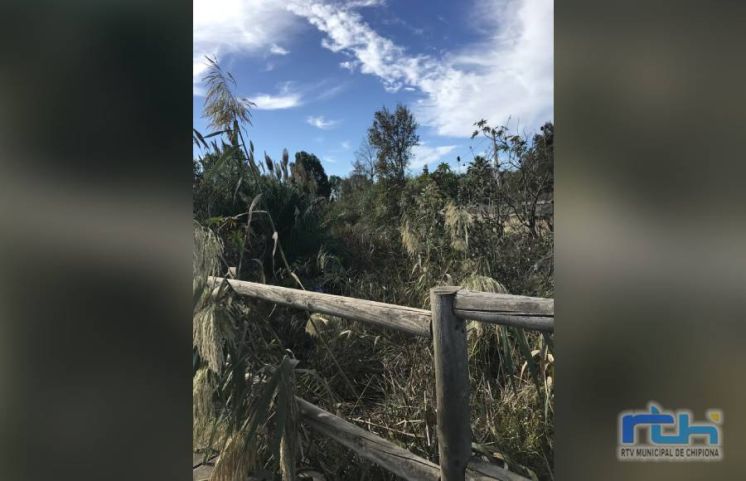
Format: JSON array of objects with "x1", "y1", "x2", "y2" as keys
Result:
[{"x1": 555, "y1": 1, "x2": 746, "y2": 479}]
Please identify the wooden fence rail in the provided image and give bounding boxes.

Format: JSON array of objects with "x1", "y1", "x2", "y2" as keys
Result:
[
  {"x1": 209, "y1": 277, "x2": 553, "y2": 335},
  {"x1": 297, "y1": 397, "x2": 526, "y2": 481},
  {"x1": 212, "y1": 277, "x2": 431, "y2": 337},
  {"x1": 208, "y1": 276, "x2": 554, "y2": 481},
  {"x1": 453, "y1": 290, "x2": 554, "y2": 333}
]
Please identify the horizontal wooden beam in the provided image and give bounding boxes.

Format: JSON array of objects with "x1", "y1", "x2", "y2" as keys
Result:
[
  {"x1": 213, "y1": 278, "x2": 554, "y2": 333},
  {"x1": 297, "y1": 397, "x2": 435, "y2": 480},
  {"x1": 453, "y1": 290, "x2": 554, "y2": 333},
  {"x1": 297, "y1": 397, "x2": 527, "y2": 481},
  {"x1": 452, "y1": 311, "x2": 553, "y2": 332},
  {"x1": 454, "y1": 290, "x2": 554, "y2": 316},
  {"x1": 211, "y1": 277, "x2": 431, "y2": 337}
]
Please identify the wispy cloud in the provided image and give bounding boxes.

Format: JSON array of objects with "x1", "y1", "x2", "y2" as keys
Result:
[
  {"x1": 287, "y1": 0, "x2": 426, "y2": 93},
  {"x1": 339, "y1": 60, "x2": 360, "y2": 72},
  {"x1": 341, "y1": 140, "x2": 351, "y2": 149},
  {"x1": 315, "y1": 82, "x2": 348, "y2": 101},
  {"x1": 286, "y1": 0, "x2": 553, "y2": 136},
  {"x1": 411, "y1": 144, "x2": 458, "y2": 169},
  {"x1": 269, "y1": 43, "x2": 290, "y2": 55},
  {"x1": 307, "y1": 115, "x2": 339, "y2": 129},
  {"x1": 249, "y1": 81, "x2": 304, "y2": 109},
  {"x1": 252, "y1": 93, "x2": 302, "y2": 110},
  {"x1": 248, "y1": 81, "x2": 343, "y2": 111},
  {"x1": 347, "y1": 0, "x2": 387, "y2": 7},
  {"x1": 193, "y1": 0, "x2": 297, "y2": 95}
]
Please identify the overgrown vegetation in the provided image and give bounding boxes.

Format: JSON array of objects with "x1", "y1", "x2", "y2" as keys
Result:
[{"x1": 193, "y1": 59, "x2": 554, "y2": 480}]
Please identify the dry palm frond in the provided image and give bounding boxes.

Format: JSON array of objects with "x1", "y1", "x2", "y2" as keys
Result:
[
  {"x1": 460, "y1": 274, "x2": 508, "y2": 294},
  {"x1": 210, "y1": 426, "x2": 258, "y2": 481},
  {"x1": 444, "y1": 201, "x2": 473, "y2": 252},
  {"x1": 202, "y1": 56, "x2": 254, "y2": 132},
  {"x1": 193, "y1": 367, "x2": 218, "y2": 442},
  {"x1": 193, "y1": 367, "x2": 215, "y2": 419},
  {"x1": 460, "y1": 274, "x2": 508, "y2": 338},
  {"x1": 211, "y1": 364, "x2": 279, "y2": 481},
  {"x1": 194, "y1": 222, "x2": 222, "y2": 294},
  {"x1": 458, "y1": 274, "x2": 517, "y2": 391},
  {"x1": 400, "y1": 219, "x2": 421, "y2": 255},
  {"x1": 193, "y1": 225, "x2": 238, "y2": 373},
  {"x1": 193, "y1": 301, "x2": 237, "y2": 373}
]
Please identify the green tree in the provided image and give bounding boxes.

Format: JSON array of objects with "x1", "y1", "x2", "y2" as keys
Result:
[
  {"x1": 293, "y1": 151, "x2": 331, "y2": 199},
  {"x1": 460, "y1": 155, "x2": 496, "y2": 206},
  {"x1": 367, "y1": 104, "x2": 419, "y2": 183},
  {"x1": 501, "y1": 122, "x2": 554, "y2": 236},
  {"x1": 430, "y1": 162, "x2": 460, "y2": 199},
  {"x1": 471, "y1": 119, "x2": 526, "y2": 189}
]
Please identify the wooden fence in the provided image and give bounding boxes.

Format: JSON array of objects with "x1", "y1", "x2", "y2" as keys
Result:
[{"x1": 209, "y1": 277, "x2": 554, "y2": 481}]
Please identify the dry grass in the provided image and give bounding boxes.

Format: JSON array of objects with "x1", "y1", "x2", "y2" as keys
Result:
[
  {"x1": 193, "y1": 180, "x2": 554, "y2": 480},
  {"x1": 444, "y1": 201, "x2": 474, "y2": 252},
  {"x1": 292, "y1": 307, "x2": 553, "y2": 480},
  {"x1": 193, "y1": 224, "x2": 554, "y2": 480}
]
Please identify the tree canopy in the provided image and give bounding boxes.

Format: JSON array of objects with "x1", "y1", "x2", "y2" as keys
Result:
[
  {"x1": 367, "y1": 104, "x2": 419, "y2": 183},
  {"x1": 294, "y1": 151, "x2": 331, "y2": 199}
]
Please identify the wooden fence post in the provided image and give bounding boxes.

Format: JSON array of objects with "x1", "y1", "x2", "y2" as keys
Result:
[{"x1": 430, "y1": 286, "x2": 471, "y2": 481}]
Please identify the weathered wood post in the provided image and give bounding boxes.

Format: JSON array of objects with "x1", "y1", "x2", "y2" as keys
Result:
[{"x1": 430, "y1": 286, "x2": 471, "y2": 481}]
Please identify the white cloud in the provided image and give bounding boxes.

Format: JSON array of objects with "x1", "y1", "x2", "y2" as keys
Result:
[
  {"x1": 249, "y1": 81, "x2": 304, "y2": 109},
  {"x1": 287, "y1": 0, "x2": 428, "y2": 92},
  {"x1": 251, "y1": 94, "x2": 301, "y2": 110},
  {"x1": 339, "y1": 60, "x2": 360, "y2": 72},
  {"x1": 269, "y1": 44, "x2": 290, "y2": 55},
  {"x1": 307, "y1": 115, "x2": 339, "y2": 129},
  {"x1": 252, "y1": 93, "x2": 303, "y2": 110},
  {"x1": 286, "y1": 0, "x2": 553, "y2": 136},
  {"x1": 315, "y1": 82, "x2": 347, "y2": 101},
  {"x1": 346, "y1": 0, "x2": 387, "y2": 7},
  {"x1": 416, "y1": 0, "x2": 553, "y2": 136},
  {"x1": 411, "y1": 144, "x2": 458, "y2": 169},
  {"x1": 192, "y1": 61, "x2": 210, "y2": 96},
  {"x1": 193, "y1": 0, "x2": 297, "y2": 95},
  {"x1": 193, "y1": 0, "x2": 381, "y2": 94},
  {"x1": 341, "y1": 140, "x2": 351, "y2": 149}
]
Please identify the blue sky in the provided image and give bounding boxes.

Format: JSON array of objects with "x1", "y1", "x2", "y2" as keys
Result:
[{"x1": 193, "y1": 0, "x2": 553, "y2": 177}]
